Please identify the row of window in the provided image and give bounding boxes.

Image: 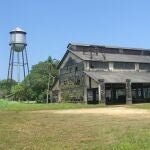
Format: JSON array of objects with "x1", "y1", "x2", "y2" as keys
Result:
[
  {"x1": 89, "y1": 61, "x2": 150, "y2": 70},
  {"x1": 60, "y1": 66, "x2": 78, "y2": 74},
  {"x1": 139, "y1": 63, "x2": 150, "y2": 70},
  {"x1": 63, "y1": 79, "x2": 81, "y2": 85},
  {"x1": 61, "y1": 62, "x2": 150, "y2": 74},
  {"x1": 60, "y1": 62, "x2": 84, "y2": 75},
  {"x1": 90, "y1": 61, "x2": 108, "y2": 69},
  {"x1": 114, "y1": 62, "x2": 134, "y2": 70}
]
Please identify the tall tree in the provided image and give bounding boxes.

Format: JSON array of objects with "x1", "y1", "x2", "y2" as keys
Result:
[
  {"x1": 21, "y1": 56, "x2": 60, "y2": 102},
  {"x1": 0, "y1": 79, "x2": 17, "y2": 98}
]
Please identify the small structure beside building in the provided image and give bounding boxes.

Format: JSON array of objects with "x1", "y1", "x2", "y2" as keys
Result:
[{"x1": 52, "y1": 43, "x2": 150, "y2": 104}]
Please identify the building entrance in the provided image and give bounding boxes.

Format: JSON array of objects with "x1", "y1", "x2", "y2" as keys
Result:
[
  {"x1": 132, "y1": 83, "x2": 150, "y2": 103},
  {"x1": 87, "y1": 88, "x2": 99, "y2": 104},
  {"x1": 105, "y1": 84, "x2": 126, "y2": 105}
]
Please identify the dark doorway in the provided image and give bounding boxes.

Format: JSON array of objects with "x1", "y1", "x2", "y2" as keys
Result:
[
  {"x1": 132, "y1": 83, "x2": 150, "y2": 103},
  {"x1": 87, "y1": 88, "x2": 99, "y2": 104},
  {"x1": 105, "y1": 84, "x2": 126, "y2": 105}
]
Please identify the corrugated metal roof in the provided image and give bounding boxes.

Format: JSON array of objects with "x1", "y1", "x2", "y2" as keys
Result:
[
  {"x1": 84, "y1": 71, "x2": 150, "y2": 83},
  {"x1": 68, "y1": 42, "x2": 150, "y2": 51},
  {"x1": 71, "y1": 50, "x2": 150, "y2": 63}
]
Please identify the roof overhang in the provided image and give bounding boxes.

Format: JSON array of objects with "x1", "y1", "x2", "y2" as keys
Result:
[{"x1": 84, "y1": 71, "x2": 150, "y2": 83}]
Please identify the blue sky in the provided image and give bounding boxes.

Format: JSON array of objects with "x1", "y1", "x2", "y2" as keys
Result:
[{"x1": 0, "y1": 0, "x2": 150, "y2": 80}]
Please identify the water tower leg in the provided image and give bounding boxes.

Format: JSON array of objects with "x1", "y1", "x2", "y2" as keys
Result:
[
  {"x1": 7, "y1": 48, "x2": 13, "y2": 80},
  {"x1": 10, "y1": 50, "x2": 14, "y2": 81},
  {"x1": 24, "y1": 47, "x2": 29, "y2": 74},
  {"x1": 7, "y1": 48, "x2": 14, "y2": 91},
  {"x1": 17, "y1": 52, "x2": 20, "y2": 83},
  {"x1": 22, "y1": 51, "x2": 26, "y2": 78}
]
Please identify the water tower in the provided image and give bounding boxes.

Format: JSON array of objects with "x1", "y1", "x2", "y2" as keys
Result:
[{"x1": 7, "y1": 27, "x2": 29, "y2": 83}]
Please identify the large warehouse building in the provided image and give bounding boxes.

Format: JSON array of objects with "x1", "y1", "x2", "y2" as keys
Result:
[{"x1": 52, "y1": 43, "x2": 150, "y2": 104}]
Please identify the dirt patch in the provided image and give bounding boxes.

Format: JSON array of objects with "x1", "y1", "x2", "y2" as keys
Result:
[{"x1": 36, "y1": 107, "x2": 150, "y2": 117}]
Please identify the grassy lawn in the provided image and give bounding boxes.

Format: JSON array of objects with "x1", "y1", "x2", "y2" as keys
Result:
[
  {"x1": 0, "y1": 99, "x2": 104, "y2": 111},
  {"x1": 0, "y1": 100, "x2": 150, "y2": 150},
  {"x1": 128, "y1": 103, "x2": 150, "y2": 110}
]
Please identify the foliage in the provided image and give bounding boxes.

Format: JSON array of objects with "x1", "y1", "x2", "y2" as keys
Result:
[
  {"x1": 0, "y1": 56, "x2": 59, "y2": 102},
  {"x1": 21, "y1": 56, "x2": 59, "y2": 102},
  {"x1": 0, "y1": 79, "x2": 17, "y2": 98},
  {"x1": 0, "y1": 99, "x2": 103, "y2": 111},
  {"x1": 11, "y1": 84, "x2": 28, "y2": 101},
  {"x1": 0, "y1": 79, "x2": 16, "y2": 89}
]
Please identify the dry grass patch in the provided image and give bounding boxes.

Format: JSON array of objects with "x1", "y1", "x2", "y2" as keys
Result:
[
  {"x1": 0, "y1": 107, "x2": 150, "y2": 150},
  {"x1": 52, "y1": 107, "x2": 150, "y2": 116}
]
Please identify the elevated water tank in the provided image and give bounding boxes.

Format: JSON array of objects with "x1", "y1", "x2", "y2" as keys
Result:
[{"x1": 10, "y1": 27, "x2": 26, "y2": 52}]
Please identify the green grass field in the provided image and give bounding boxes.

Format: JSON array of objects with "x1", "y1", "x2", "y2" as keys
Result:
[
  {"x1": 0, "y1": 100, "x2": 150, "y2": 150},
  {"x1": 128, "y1": 103, "x2": 150, "y2": 109},
  {"x1": 0, "y1": 99, "x2": 104, "y2": 111}
]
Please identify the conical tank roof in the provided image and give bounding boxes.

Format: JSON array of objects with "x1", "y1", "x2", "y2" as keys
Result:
[{"x1": 10, "y1": 27, "x2": 26, "y2": 33}]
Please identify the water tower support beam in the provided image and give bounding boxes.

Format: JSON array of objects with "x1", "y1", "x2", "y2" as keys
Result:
[
  {"x1": 7, "y1": 48, "x2": 12, "y2": 80},
  {"x1": 24, "y1": 47, "x2": 29, "y2": 74},
  {"x1": 10, "y1": 50, "x2": 14, "y2": 81},
  {"x1": 17, "y1": 52, "x2": 20, "y2": 83},
  {"x1": 22, "y1": 50, "x2": 26, "y2": 78}
]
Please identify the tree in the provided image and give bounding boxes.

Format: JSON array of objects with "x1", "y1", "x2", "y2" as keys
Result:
[
  {"x1": 11, "y1": 84, "x2": 27, "y2": 101},
  {"x1": 22, "y1": 56, "x2": 59, "y2": 102},
  {"x1": 2, "y1": 56, "x2": 59, "y2": 102},
  {"x1": 0, "y1": 79, "x2": 17, "y2": 90},
  {"x1": 0, "y1": 79, "x2": 17, "y2": 98}
]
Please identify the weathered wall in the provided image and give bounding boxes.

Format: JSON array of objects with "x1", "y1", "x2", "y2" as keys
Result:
[
  {"x1": 59, "y1": 53, "x2": 84, "y2": 102},
  {"x1": 52, "y1": 80, "x2": 60, "y2": 102},
  {"x1": 85, "y1": 75, "x2": 98, "y2": 89}
]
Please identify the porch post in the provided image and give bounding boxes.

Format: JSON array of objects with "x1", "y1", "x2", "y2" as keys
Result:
[
  {"x1": 58, "y1": 91, "x2": 61, "y2": 102},
  {"x1": 84, "y1": 74, "x2": 88, "y2": 104},
  {"x1": 58, "y1": 81, "x2": 62, "y2": 103},
  {"x1": 84, "y1": 87, "x2": 88, "y2": 104},
  {"x1": 98, "y1": 79, "x2": 105, "y2": 104},
  {"x1": 126, "y1": 79, "x2": 132, "y2": 104}
]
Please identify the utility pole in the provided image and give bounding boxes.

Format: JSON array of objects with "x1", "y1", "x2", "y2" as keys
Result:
[
  {"x1": 46, "y1": 71, "x2": 50, "y2": 103},
  {"x1": 46, "y1": 63, "x2": 51, "y2": 103},
  {"x1": 46, "y1": 62, "x2": 55, "y2": 103}
]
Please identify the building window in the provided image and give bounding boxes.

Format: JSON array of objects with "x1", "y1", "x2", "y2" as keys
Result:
[
  {"x1": 114, "y1": 62, "x2": 135, "y2": 70},
  {"x1": 69, "y1": 68, "x2": 71, "y2": 73},
  {"x1": 66, "y1": 66, "x2": 68, "y2": 70},
  {"x1": 90, "y1": 63, "x2": 95, "y2": 68},
  {"x1": 96, "y1": 50, "x2": 98, "y2": 56},
  {"x1": 64, "y1": 80, "x2": 67, "y2": 85},
  {"x1": 90, "y1": 61, "x2": 108, "y2": 69},
  {"x1": 139, "y1": 63, "x2": 150, "y2": 70},
  {"x1": 75, "y1": 66, "x2": 78, "y2": 72},
  {"x1": 76, "y1": 79, "x2": 80, "y2": 85}
]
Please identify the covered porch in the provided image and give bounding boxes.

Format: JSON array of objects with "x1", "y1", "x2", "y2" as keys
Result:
[{"x1": 84, "y1": 71, "x2": 150, "y2": 105}]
